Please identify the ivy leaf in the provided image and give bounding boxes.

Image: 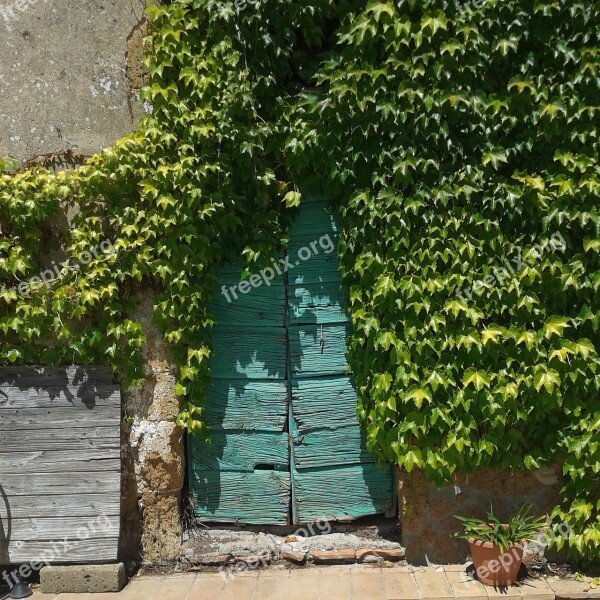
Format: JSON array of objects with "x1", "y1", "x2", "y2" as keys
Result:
[
  {"x1": 482, "y1": 148, "x2": 508, "y2": 169},
  {"x1": 283, "y1": 191, "x2": 301, "y2": 207},
  {"x1": 544, "y1": 316, "x2": 571, "y2": 339},
  {"x1": 365, "y1": 0, "x2": 395, "y2": 22},
  {"x1": 373, "y1": 274, "x2": 395, "y2": 299},
  {"x1": 420, "y1": 11, "x2": 447, "y2": 35},
  {"x1": 403, "y1": 448, "x2": 423, "y2": 472},
  {"x1": 583, "y1": 239, "x2": 600, "y2": 253},
  {"x1": 373, "y1": 372, "x2": 393, "y2": 394},
  {"x1": 534, "y1": 368, "x2": 561, "y2": 393},
  {"x1": 404, "y1": 385, "x2": 433, "y2": 408},
  {"x1": 462, "y1": 369, "x2": 491, "y2": 391}
]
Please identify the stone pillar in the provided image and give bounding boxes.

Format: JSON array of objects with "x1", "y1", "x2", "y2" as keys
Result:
[{"x1": 122, "y1": 293, "x2": 185, "y2": 564}]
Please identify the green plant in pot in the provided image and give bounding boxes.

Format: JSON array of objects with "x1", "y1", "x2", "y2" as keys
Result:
[{"x1": 455, "y1": 502, "x2": 547, "y2": 587}]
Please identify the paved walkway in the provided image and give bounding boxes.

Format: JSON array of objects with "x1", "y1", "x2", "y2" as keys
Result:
[{"x1": 26, "y1": 565, "x2": 600, "y2": 600}]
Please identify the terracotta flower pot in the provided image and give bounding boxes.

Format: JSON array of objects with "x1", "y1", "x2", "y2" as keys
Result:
[{"x1": 468, "y1": 537, "x2": 524, "y2": 587}]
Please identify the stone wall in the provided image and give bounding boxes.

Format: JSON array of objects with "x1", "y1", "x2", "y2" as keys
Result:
[
  {"x1": 121, "y1": 293, "x2": 184, "y2": 565},
  {"x1": 397, "y1": 466, "x2": 563, "y2": 565}
]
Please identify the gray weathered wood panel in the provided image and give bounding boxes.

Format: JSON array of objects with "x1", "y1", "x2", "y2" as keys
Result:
[
  {"x1": 0, "y1": 387, "x2": 120, "y2": 408},
  {"x1": 0, "y1": 494, "x2": 120, "y2": 520},
  {"x1": 0, "y1": 366, "x2": 121, "y2": 564}
]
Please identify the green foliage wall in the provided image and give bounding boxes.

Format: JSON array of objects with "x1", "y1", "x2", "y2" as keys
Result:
[
  {"x1": 1, "y1": 0, "x2": 598, "y2": 559},
  {"x1": 285, "y1": 0, "x2": 600, "y2": 557}
]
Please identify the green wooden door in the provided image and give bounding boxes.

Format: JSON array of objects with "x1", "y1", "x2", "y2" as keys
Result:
[
  {"x1": 189, "y1": 196, "x2": 394, "y2": 524},
  {"x1": 188, "y1": 264, "x2": 292, "y2": 524}
]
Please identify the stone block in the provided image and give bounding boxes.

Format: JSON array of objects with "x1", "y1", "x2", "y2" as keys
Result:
[
  {"x1": 414, "y1": 570, "x2": 455, "y2": 600},
  {"x1": 310, "y1": 549, "x2": 356, "y2": 563},
  {"x1": 548, "y1": 578, "x2": 600, "y2": 599},
  {"x1": 280, "y1": 551, "x2": 307, "y2": 563},
  {"x1": 517, "y1": 577, "x2": 555, "y2": 600},
  {"x1": 40, "y1": 563, "x2": 127, "y2": 594},
  {"x1": 357, "y1": 548, "x2": 406, "y2": 561}
]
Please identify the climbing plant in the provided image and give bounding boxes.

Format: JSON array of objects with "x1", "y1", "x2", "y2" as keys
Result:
[
  {"x1": 285, "y1": 0, "x2": 600, "y2": 558},
  {"x1": 1, "y1": 0, "x2": 599, "y2": 559}
]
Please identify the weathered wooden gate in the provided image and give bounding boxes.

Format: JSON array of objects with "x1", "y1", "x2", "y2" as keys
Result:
[
  {"x1": 0, "y1": 366, "x2": 121, "y2": 563},
  {"x1": 189, "y1": 196, "x2": 394, "y2": 524}
]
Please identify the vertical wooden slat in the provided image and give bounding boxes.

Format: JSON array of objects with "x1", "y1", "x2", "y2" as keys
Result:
[
  {"x1": 288, "y1": 197, "x2": 394, "y2": 524},
  {"x1": 190, "y1": 260, "x2": 291, "y2": 525}
]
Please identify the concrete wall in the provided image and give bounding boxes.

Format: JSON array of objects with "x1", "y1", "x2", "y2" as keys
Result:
[
  {"x1": 0, "y1": 0, "x2": 148, "y2": 165},
  {"x1": 397, "y1": 466, "x2": 563, "y2": 565}
]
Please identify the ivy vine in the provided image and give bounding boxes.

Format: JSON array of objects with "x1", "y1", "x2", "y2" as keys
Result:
[{"x1": 0, "y1": 0, "x2": 598, "y2": 560}]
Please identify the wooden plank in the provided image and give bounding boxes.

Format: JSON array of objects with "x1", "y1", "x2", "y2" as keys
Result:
[
  {"x1": 0, "y1": 451, "x2": 119, "y2": 474},
  {"x1": 0, "y1": 472, "x2": 121, "y2": 496},
  {"x1": 293, "y1": 464, "x2": 394, "y2": 523},
  {"x1": 287, "y1": 199, "x2": 340, "y2": 240},
  {"x1": 287, "y1": 199, "x2": 341, "y2": 285},
  {"x1": 1, "y1": 538, "x2": 119, "y2": 563},
  {"x1": 0, "y1": 494, "x2": 120, "y2": 519},
  {"x1": 0, "y1": 409, "x2": 120, "y2": 429},
  {"x1": 0, "y1": 366, "x2": 114, "y2": 387},
  {"x1": 287, "y1": 249, "x2": 341, "y2": 285},
  {"x1": 291, "y1": 376, "x2": 360, "y2": 433},
  {"x1": 194, "y1": 380, "x2": 288, "y2": 431},
  {"x1": 0, "y1": 387, "x2": 120, "y2": 409},
  {"x1": 191, "y1": 470, "x2": 291, "y2": 525},
  {"x1": 288, "y1": 282, "x2": 348, "y2": 325},
  {"x1": 209, "y1": 326, "x2": 287, "y2": 380},
  {"x1": 212, "y1": 260, "x2": 286, "y2": 285},
  {"x1": 292, "y1": 426, "x2": 375, "y2": 469},
  {"x1": 0, "y1": 434, "x2": 120, "y2": 453},
  {"x1": 289, "y1": 323, "x2": 351, "y2": 378},
  {"x1": 190, "y1": 431, "x2": 289, "y2": 472},
  {"x1": 2, "y1": 515, "x2": 120, "y2": 541}
]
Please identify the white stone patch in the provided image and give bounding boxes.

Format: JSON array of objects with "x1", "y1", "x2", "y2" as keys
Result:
[
  {"x1": 130, "y1": 418, "x2": 174, "y2": 465},
  {"x1": 99, "y1": 76, "x2": 112, "y2": 94}
]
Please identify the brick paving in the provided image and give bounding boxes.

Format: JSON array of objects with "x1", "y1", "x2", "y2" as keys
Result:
[{"x1": 24, "y1": 565, "x2": 600, "y2": 600}]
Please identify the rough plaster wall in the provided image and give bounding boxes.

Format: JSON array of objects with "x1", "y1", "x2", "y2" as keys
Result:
[
  {"x1": 398, "y1": 466, "x2": 563, "y2": 565},
  {"x1": 123, "y1": 292, "x2": 185, "y2": 564},
  {"x1": 0, "y1": 0, "x2": 148, "y2": 164}
]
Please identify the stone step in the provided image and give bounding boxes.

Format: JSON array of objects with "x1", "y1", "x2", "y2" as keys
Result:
[{"x1": 182, "y1": 521, "x2": 405, "y2": 568}]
